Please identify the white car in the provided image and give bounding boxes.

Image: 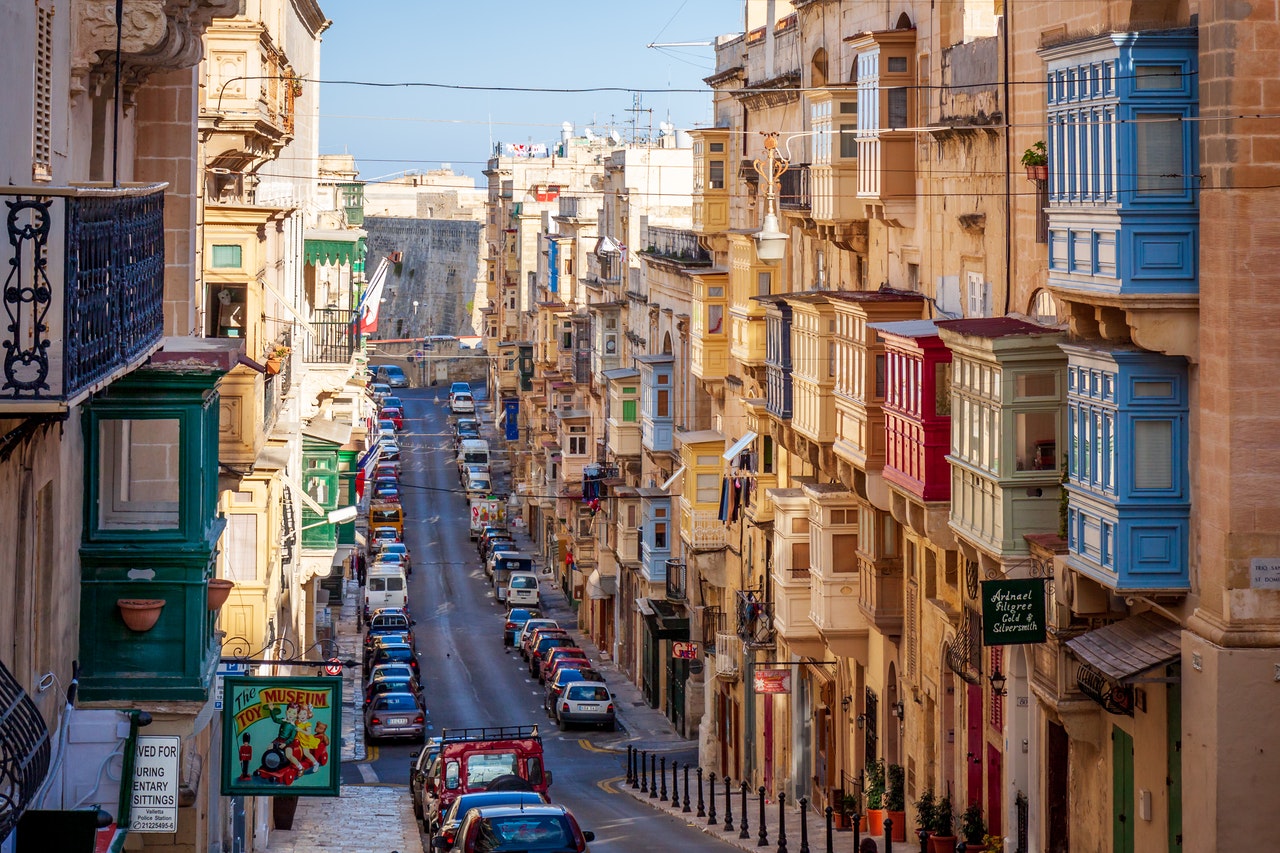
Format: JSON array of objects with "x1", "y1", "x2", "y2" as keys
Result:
[
  {"x1": 516, "y1": 619, "x2": 559, "y2": 658},
  {"x1": 451, "y1": 392, "x2": 475, "y2": 414},
  {"x1": 505, "y1": 571, "x2": 540, "y2": 607},
  {"x1": 555, "y1": 681, "x2": 617, "y2": 731}
]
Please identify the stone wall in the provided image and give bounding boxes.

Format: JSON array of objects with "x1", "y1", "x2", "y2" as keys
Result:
[{"x1": 362, "y1": 216, "x2": 484, "y2": 340}]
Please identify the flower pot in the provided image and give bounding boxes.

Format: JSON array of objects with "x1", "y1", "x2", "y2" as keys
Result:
[
  {"x1": 867, "y1": 809, "x2": 886, "y2": 837},
  {"x1": 272, "y1": 795, "x2": 299, "y2": 830},
  {"x1": 207, "y1": 578, "x2": 235, "y2": 611},
  {"x1": 117, "y1": 598, "x2": 165, "y2": 632},
  {"x1": 888, "y1": 810, "x2": 907, "y2": 841},
  {"x1": 929, "y1": 834, "x2": 958, "y2": 853},
  {"x1": 1026, "y1": 164, "x2": 1048, "y2": 181},
  {"x1": 266, "y1": 357, "x2": 281, "y2": 375}
]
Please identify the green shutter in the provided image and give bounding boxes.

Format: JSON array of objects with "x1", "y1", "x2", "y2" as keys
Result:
[{"x1": 623, "y1": 399, "x2": 637, "y2": 422}]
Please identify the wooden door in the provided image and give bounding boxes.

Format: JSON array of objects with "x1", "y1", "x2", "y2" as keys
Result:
[
  {"x1": 1113, "y1": 726, "x2": 1134, "y2": 853},
  {"x1": 1167, "y1": 679, "x2": 1182, "y2": 853},
  {"x1": 986, "y1": 743, "x2": 1002, "y2": 838},
  {"x1": 1046, "y1": 720, "x2": 1070, "y2": 852},
  {"x1": 966, "y1": 684, "x2": 983, "y2": 807}
]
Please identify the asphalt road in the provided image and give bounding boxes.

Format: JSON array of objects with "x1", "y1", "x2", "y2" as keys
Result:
[{"x1": 362, "y1": 385, "x2": 735, "y2": 852}]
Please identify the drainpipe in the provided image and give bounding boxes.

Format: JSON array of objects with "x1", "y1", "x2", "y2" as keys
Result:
[
  {"x1": 1002, "y1": 3, "x2": 1014, "y2": 316},
  {"x1": 108, "y1": 710, "x2": 153, "y2": 852}
]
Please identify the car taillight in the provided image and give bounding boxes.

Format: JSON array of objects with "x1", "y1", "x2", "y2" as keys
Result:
[
  {"x1": 370, "y1": 716, "x2": 381, "y2": 725},
  {"x1": 562, "y1": 703, "x2": 570, "y2": 713},
  {"x1": 443, "y1": 830, "x2": 456, "y2": 844},
  {"x1": 414, "y1": 715, "x2": 424, "y2": 724},
  {"x1": 506, "y1": 621, "x2": 517, "y2": 629},
  {"x1": 607, "y1": 704, "x2": 615, "y2": 713}
]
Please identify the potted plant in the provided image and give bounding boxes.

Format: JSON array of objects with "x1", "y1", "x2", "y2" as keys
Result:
[
  {"x1": 915, "y1": 788, "x2": 937, "y2": 844},
  {"x1": 886, "y1": 763, "x2": 907, "y2": 841},
  {"x1": 865, "y1": 759, "x2": 886, "y2": 836},
  {"x1": 960, "y1": 804, "x2": 987, "y2": 848},
  {"x1": 929, "y1": 795, "x2": 957, "y2": 853},
  {"x1": 265, "y1": 345, "x2": 290, "y2": 375},
  {"x1": 207, "y1": 578, "x2": 236, "y2": 611},
  {"x1": 117, "y1": 598, "x2": 166, "y2": 632},
  {"x1": 836, "y1": 791, "x2": 859, "y2": 831},
  {"x1": 1021, "y1": 140, "x2": 1048, "y2": 181}
]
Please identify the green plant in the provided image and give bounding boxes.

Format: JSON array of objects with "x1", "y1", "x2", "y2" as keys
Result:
[
  {"x1": 886, "y1": 764, "x2": 906, "y2": 812},
  {"x1": 961, "y1": 804, "x2": 986, "y2": 844},
  {"x1": 932, "y1": 795, "x2": 955, "y2": 836},
  {"x1": 984, "y1": 834, "x2": 1004, "y2": 853},
  {"x1": 841, "y1": 792, "x2": 860, "y2": 817},
  {"x1": 865, "y1": 759, "x2": 886, "y2": 810},
  {"x1": 914, "y1": 789, "x2": 937, "y2": 832},
  {"x1": 1020, "y1": 140, "x2": 1047, "y2": 168}
]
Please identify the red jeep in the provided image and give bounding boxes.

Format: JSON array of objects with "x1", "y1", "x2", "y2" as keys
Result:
[{"x1": 427, "y1": 725, "x2": 552, "y2": 830}]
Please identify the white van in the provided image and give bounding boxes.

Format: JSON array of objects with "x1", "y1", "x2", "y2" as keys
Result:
[
  {"x1": 505, "y1": 571, "x2": 541, "y2": 607},
  {"x1": 457, "y1": 439, "x2": 490, "y2": 471},
  {"x1": 364, "y1": 565, "x2": 409, "y2": 617}
]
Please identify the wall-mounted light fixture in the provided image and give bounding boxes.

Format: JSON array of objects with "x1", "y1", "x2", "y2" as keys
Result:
[
  {"x1": 855, "y1": 713, "x2": 867, "y2": 730},
  {"x1": 989, "y1": 668, "x2": 1008, "y2": 697},
  {"x1": 841, "y1": 695, "x2": 852, "y2": 712},
  {"x1": 891, "y1": 700, "x2": 905, "y2": 721}
]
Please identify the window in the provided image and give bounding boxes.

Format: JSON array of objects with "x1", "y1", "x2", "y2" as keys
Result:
[
  {"x1": 224, "y1": 513, "x2": 258, "y2": 582},
  {"x1": 757, "y1": 271, "x2": 772, "y2": 296},
  {"x1": 832, "y1": 534, "x2": 859, "y2": 572},
  {"x1": 657, "y1": 389, "x2": 670, "y2": 418},
  {"x1": 1136, "y1": 113, "x2": 1183, "y2": 194},
  {"x1": 888, "y1": 88, "x2": 908, "y2": 128},
  {"x1": 1017, "y1": 372, "x2": 1057, "y2": 398},
  {"x1": 98, "y1": 418, "x2": 181, "y2": 530},
  {"x1": 696, "y1": 474, "x2": 720, "y2": 504},
  {"x1": 1015, "y1": 411, "x2": 1058, "y2": 471},
  {"x1": 1135, "y1": 65, "x2": 1181, "y2": 90},
  {"x1": 33, "y1": 3, "x2": 53, "y2": 180},
  {"x1": 567, "y1": 427, "x2": 587, "y2": 456},
  {"x1": 875, "y1": 355, "x2": 886, "y2": 399},
  {"x1": 210, "y1": 244, "x2": 243, "y2": 269},
  {"x1": 839, "y1": 122, "x2": 858, "y2": 159},
  {"x1": 653, "y1": 522, "x2": 667, "y2": 549},
  {"x1": 762, "y1": 436, "x2": 774, "y2": 474},
  {"x1": 935, "y1": 362, "x2": 952, "y2": 416},
  {"x1": 1133, "y1": 420, "x2": 1173, "y2": 489},
  {"x1": 709, "y1": 159, "x2": 725, "y2": 189},
  {"x1": 792, "y1": 541, "x2": 811, "y2": 572},
  {"x1": 708, "y1": 304, "x2": 724, "y2": 334}
]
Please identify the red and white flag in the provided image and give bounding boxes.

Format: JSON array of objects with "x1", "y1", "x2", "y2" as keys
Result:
[{"x1": 357, "y1": 258, "x2": 390, "y2": 334}]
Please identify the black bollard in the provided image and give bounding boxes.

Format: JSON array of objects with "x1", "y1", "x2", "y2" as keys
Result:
[
  {"x1": 918, "y1": 829, "x2": 931, "y2": 853},
  {"x1": 671, "y1": 760, "x2": 679, "y2": 807},
  {"x1": 696, "y1": 767, "x2": 706, "y2": 817},
  {"x1": 824, "y1": 806, "x2": 834, "y2": 853},
  {"x1": 640, "y1": 750, "x2": 648, "y2": 793},
  {"x1": 758, "y1": 787, "x2": 769, "y2": 847},
  {"x1": 649, "y1": 754, "x2": 658, "y2": 799},
  {"x1": 683, "y1": 765, "x2": 692, "y2": 813},
  {"x1": 627, "y1": 746, "x2": 635, "y2": 787},
  {"x1": 659, "y1": 756, "x2": 668, "y2": 802},
  {"x1": 724, "y1": 776, "x2": 734, "y2": 832},
  {"x1": 883, "y1": 817, "x2": 893, "y2": 853},
  {"x1": 852, "y1": 812, "x2": 861, "y2": 853},
  {"x1": 740, "y1": 782, "x2": 751, "y2": 840},
  {"x1": 798, "y1": 797, "x2": 810, "y2": 853},
  {"x1": 707, "y1": 773, "x2": 718, "y2": 825},
  {"x1": 776, "y1": 791, "x2": 788, "y2": 853}
]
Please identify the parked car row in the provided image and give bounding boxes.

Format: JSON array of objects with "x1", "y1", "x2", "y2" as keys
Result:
[{"x1": 363, "y1": 607, "x2": 425, "y2": 744}]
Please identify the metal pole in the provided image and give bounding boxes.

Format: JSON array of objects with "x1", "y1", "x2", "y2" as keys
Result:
[
  {"x1": 740, "y1": 781, "x2": 751, "y2": 840},
  {"x1": 707, "y1": 772, "x2": 718, "y2": 825},
  {"x1": 659, "y1": 756, "x2": 668, "y2": 802},
  {"x1": 758, "y1": 787, "x2": 769, "y2": 847},
  {"x1": 884, "y1": 818, "x2": 894, "y2": 853},
  {"x1": 111, "y1": 0, "x2": 123, "y2": 188},
  {"x1": 697, "y1": 767, "x2": 706, "y2": 817},
  {"x1": 724, "y1": 775, "x2": 734, "y2": 832},
  {"x1": 825, "y1": 806, "x2": 834, "y2": 853},
  {"x1": 799, "y1": 797, "x2": 810, "y2": 853},
  {"x1": 671, "y1": 760, "x2": 679, "y2": 807},
  {"x1": 853, "y1": 812, "x2": 861, "y2": 853},
  {"x1": 650, "y1": 754, "x2": 658, "y2": 799},
  {"x1": 626, "y1": 746, "x2": 634, "y2": 787},
  {"x1": 683, "y1": 765, "x2": 692, "y2": 813},
  {"x1": 640, "y1": 750, "x2": 649, "y2": 793},
  {"x1": 776, "y1": 791, "x2": 788, "y2": 853}
]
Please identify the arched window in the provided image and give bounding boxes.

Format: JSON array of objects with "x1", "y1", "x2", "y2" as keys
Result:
[
  {"x1": 811, "y1": 47, "x2": 828, "y2": 88},
  {"x1": 1030, "y1": 289, "x2": 1059, "y2": 324},
  {"x1": 895, "y1": 12, "x2": 913, "y2": 29}
]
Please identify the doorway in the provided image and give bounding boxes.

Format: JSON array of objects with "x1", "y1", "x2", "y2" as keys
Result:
[
  {"x1": 1046, "y1": 721, "x2": 1070, "y2": 852},
  {"x1": 1113, "y1": 726, "x2": 1134, "y2": 853}
]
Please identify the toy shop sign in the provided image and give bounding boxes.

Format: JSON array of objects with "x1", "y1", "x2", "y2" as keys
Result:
[{"x1": 220, "y1": 676, "x2": 342, "y2": 797}]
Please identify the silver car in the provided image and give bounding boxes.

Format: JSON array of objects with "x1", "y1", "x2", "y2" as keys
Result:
[
  {"x1": 365, "y1": 692, "x2": 425, "y2": 742},
  {"x1": 555, "y1": 682, "x2": 616, "y2": 731}
]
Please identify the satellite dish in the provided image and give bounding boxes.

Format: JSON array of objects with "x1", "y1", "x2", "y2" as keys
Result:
[{"x1": 609, "y1": 130, "x2": 622, "y2": 145}]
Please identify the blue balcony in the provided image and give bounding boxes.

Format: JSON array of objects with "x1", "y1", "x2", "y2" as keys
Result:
[
  {"x1": 636, "y1": 354, "x2": 675, "y2": 454},
  {"x1": 1, "y1": 184, "x2": 166, "y2": 412},
  {"x1": 638, "y1": 489, "x2": 672, "y2": 584},
  {"x1": 1062, "y1": 343, "x2": 1189, "y2": 592}
]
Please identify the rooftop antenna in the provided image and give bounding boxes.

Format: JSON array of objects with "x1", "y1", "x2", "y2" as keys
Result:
[{"x1": 627, "y1": 93, "x2": 653, "y2": 146}]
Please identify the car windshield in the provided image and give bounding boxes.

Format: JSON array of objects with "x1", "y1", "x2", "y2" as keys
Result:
[
  {"x1": 373, "y1": 680, "x2": 414, "y2": 695},
  {"x1": 375, "y1": 694, "x2": 418, "y2": 711},
  {"x1": 371, "y1": 664, "x2": 413, "y2": 681},
  {"x1": 509, "y1": 576, "x2": 536, "y2": 589},
  {"x1": 448, "y1": 792, "x2": 543, "y2": 823},
  {"x1": 466, "y1": 752, "x2": 519, "y2": 788},
  {"x1": 380, "y1": 647, "x2": 412, "y2": 662},
  {"x1": 566, "y1": 685, "x2": 610, "y2": 702},
  {"x1": 477, "y1": 815, "x2": 573, "y2": 850}
]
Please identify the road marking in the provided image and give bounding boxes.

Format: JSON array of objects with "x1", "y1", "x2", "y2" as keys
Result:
[
  {"x1": 595, "y1": 775, "x2": 626, "y2": 794},
  {"x1": 577, "y1": 738, "x2": 614, "y2": 754},
  {"x1": 365, "y1": 745, "x2": 380, "y2": 762},
  {"x1": 358, "y1": 762, "x2": 379, "y2": 783}
]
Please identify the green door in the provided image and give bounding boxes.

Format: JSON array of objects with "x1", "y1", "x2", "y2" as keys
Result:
[
  {"x1": 1113, "y1": 726, "x2": 1135, "y2": 853},
  {"x1": 1167, "y1": 675, "x2": 1183, "y2": 852}
]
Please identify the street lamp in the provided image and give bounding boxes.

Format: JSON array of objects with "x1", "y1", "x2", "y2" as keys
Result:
[
  {"x1": 989, "y1": 668, "x2": 1008, "y2": 697},
  {"x1": 752, "y1": 132, "x2": 790, "y2": 263},
  {"x1": 298, "y1": 505, "x2": 359, "y2": 532}
]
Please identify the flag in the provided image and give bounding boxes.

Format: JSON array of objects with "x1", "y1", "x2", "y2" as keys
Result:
[{"x1": 356, "y1": 258, "x2": 390, "y2": 334}]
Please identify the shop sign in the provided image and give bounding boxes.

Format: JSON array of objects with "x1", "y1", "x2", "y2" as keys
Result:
[
  {"x1": 220, "y1": 676, "x2": 342, "y2": 797},
  {"x1": 130, "y1": 736, "x2": 180, "y2": 832},
  {"x1": 753, "y1": 669, "x2": 792, "y2": 694},
  {"x1": 981, "y1": 577, "x2": 1046, "y2": 646},
  {"x1": 671, "y1": 641, "x2": 700, "y2": 660},
  {"x1": 1251, "y1": 557, "x2": 1280, "y2": 590}
]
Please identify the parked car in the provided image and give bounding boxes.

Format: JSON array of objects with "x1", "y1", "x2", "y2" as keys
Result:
[
  {"x1": 365, "y1": 692, "x2": 425, "y2": 742},
  {"x1": 433, "y1": 790, "x2": 549, "y2": 851},
  {"x1": 449, "y1": 381, "x2": 472, "y2": 399},
  {"x1": 369, "y1": 642, "x2": 420, "y2": 678},
  {"x1": 516, "y1": 621, "x2": 561, "y2": 659},
  {"x1": 377, "y1": 364, "x2": 410, "y2": 387},
  {"x1": 543, "y1": 656, "x2": 593, "y2": 688},
  {"x1": 459, "y1": 462, "x2": 490, "y2": 486},
  {"x1": 368, "y1": 382, "x2": 392, "y2": 404},
  {"x1": 380, "y1": 542, "x2": 412, "y2": 573},
  {"x1": 378, "y1": 419, "x2": 399, "y2": 437},
  {"x1": 439, "y1": 805, "x2": 594, "y2": 853},
  {"x1": 379, "y1": 406, "x2": 404, "y2": 430},
  {"x1": 481, "y1": 537, "x2": 516, "y2": 565},
  {"x1": 504, "y1": 571, "x2": 540, "y2": 607},
  {"x1": 538, "y1": 647, "x2": 586, "y2": 684},
  {"x1": 410, "y1": 737, "x2": 444, "y2": 825},
  {"x1": 383, "y1": 395, "x2": 404, "y2": 411},
  {"x1": 365, "y1": 677, "x2": 419, "y2": 708},
  {"x1": 528, "y1": 636, "x2": 574, "y2": 679},
  {"x1": 370, "y1": 526, "x2": 400, "y2": 551},
  {"x1": 366, "y1": 662, "x2": 419, "y2": 691},
  {"x1": 555, "y1": 682, "x2": 616, "y2": 731},
  {"x1": 374, "y1": 551, "x2": 410, "y2": 574},
  {"x1": 451, "y1": 392, "x2": 475, "y2": 415},
  {"x1": 364, "y1": 610, "x2": 414, "y2": 656},
  {"x1": 502, "y1": 608, "x2": 541, "y2": 647},
  {"x1": 373, "y1": 478, "x2": 401, "y2": 503},
  {"x1": 377, "y1": 442, "x2": 401, "y2": 462},
  {"x1": 452, "y1": 417, "x2": 480, "y2": 446},
  {"x1": 374, "y1": 460, "x2": 401, "y2": 480},
  {"x1": 544, "y1": 666, "x2": 604, "y2": 715}
]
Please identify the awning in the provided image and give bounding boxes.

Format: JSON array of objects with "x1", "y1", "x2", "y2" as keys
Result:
[
  {"x1": 585, "y1": 569, "x2": 617, "y2": 600},
  {"x1": 304, "y1": 231, "x2": 367, "y2": 268},
  {"x1": 1066, "y1": 611, "x2": 1182, "y2": 683},
  {"x1": 723, "y1": 431, "x2": 758, "y2": 461}
]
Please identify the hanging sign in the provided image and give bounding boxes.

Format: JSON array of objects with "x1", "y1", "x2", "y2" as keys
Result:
[
  {"x1": 671, "y1": 641, "x2": 700, "y2": 660},
  {"x1": 130, "y1": 736, "x2": 180, "y2": 833},
  {"x1": 753, "y1": 669, "x2": 792, "y2": 694},
  {"x1": 981, "y1": 577, "x2": 1047, "y2": 646},
  {"x1": 220, "y1": 676, "x2": 342, "y2": 797}
]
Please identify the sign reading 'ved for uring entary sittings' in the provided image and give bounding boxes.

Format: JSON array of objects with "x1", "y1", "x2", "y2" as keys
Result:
[{"x1": 981, "y1": 578, "x2": 1047, "y2": 646}]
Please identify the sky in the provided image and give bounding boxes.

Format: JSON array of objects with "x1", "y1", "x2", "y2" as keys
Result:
[{"x1": 315, "y1": 0, "x2": 745, "y2": 182}]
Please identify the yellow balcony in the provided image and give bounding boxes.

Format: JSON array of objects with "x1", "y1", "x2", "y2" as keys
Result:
[{"x1": 691, "y1": 129, "x2": 731, "y2": 235}]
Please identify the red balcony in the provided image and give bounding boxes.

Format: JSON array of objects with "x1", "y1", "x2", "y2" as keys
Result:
[{"x1": 872, "y1": 320, "x2": 952, "y2": 503}]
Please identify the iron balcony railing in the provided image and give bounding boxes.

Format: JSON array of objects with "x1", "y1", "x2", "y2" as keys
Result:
[
  {"x1": 736, "y1": 588, "x2": 776, "y2": 648},
  {"x1": 665, "y1": 558, "x2": 687, "y2": 601},
  {"x1": 779, "y1": 164, "x2": 811, "y2": 211},
  {"x1": 303, "y1": 308, "x2": 357, "y2": 364},
  {"x1": 643, "y1": 225, "x2": 710, "y2": 264},
  {"x1": 1, "y1": 183, "x2": 166, "y2": 410}
]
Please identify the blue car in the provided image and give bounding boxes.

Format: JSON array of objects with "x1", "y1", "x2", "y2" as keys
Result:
[{"x1": 503, "y1": 607, "x2": 541, "y2": 647}]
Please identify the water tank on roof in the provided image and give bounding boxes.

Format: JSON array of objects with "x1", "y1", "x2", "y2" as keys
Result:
[
  {"x1": 675, "y1": 130, "x2": 693, "y2": 149},
  {"x1": 561, "y1": 122, "x2": 573, "y2": 145}
]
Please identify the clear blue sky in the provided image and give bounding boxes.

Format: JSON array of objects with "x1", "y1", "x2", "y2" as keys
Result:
[{"x1": 316, "y1": 0, "x2": 745, "y2": 182}]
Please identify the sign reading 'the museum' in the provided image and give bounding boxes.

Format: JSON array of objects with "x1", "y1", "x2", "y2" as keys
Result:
[
  {"x1": 981, "y1": 578, "x2": 1047, "y2": 646},
  {"x1": 220, "y1": 676, "x2": 342, "y2": 797}
]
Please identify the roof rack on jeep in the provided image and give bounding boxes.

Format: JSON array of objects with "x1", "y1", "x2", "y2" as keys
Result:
[{"x1": 440, "y1": 724, "x2": 540, "y2": 742}]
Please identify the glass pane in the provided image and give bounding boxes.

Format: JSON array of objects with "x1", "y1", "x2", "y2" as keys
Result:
[
  {"x1": 696, "y1": 474, "x2": 720, "y2": 503},
  {"x1": 1015, "y1": 411, "x2": 1058, "y2": 471},
  {"x1": 888, "y1": 88, "x2": 908, "y2": 128},
  {"x1": 224, "y1": 513, "x2": 258, "y2": 582},
  {"x1": 757, "y1": 271, "x2": 772, "y2": 296},
  {"x1": 1134, "y1": 420, "x2": 1173, "y2": 489},
  {"x1": 709, "y1": 160, "x2": 725, "y2": 189},
  {"x1": 935, "y1": 362, "x2": 952, "y2": 415},
  {"x1": 832, "y1": 534, "x2": 859, "y2": 572},
  {"x1": 1136, "y1": 114, "x2": 1182, "y2": 194},
  {"x1": 1135, "y1": 65, "x2": 1180, "y2": 90},
  {"x1": 210, "y1": 244, "x2": 242, "y2": 268},
  {"x1": 839, "y1": 123, "x2": 858, "y2": 159},
  {"x1": 98, "y1": 418, "x2": 181, "y2": 529},
  {"x1": 1016, "y1": 372, "x2": 1057, "y2": 398}
]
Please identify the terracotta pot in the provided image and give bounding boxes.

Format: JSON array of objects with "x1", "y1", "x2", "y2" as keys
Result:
[
  {"x1": 889, "y1": 810, "x2": 907, "y2": 841},
  {"x1": 929, "y1": 834, "x2": 958, "y2": 853},
  {"x1": 866, "y1": 809, "x2": 886, "y2": 837},
  {"x1": 207, "y1": 578, "x2": 236, "y2": 611},
  {"x1": 266, "y1": 357, "x2": 281, "y2": 375},
  {"x1": 1026, "y1": 164, "x2": 1048, "y2": 181},
  {"x1": 117, "y1": 598, "x2": 165, "y2": 632}
]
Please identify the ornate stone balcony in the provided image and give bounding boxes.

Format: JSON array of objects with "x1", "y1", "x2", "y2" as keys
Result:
[{"x1": 1, "y1": 184, "x2": 166, "y2": 412}]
